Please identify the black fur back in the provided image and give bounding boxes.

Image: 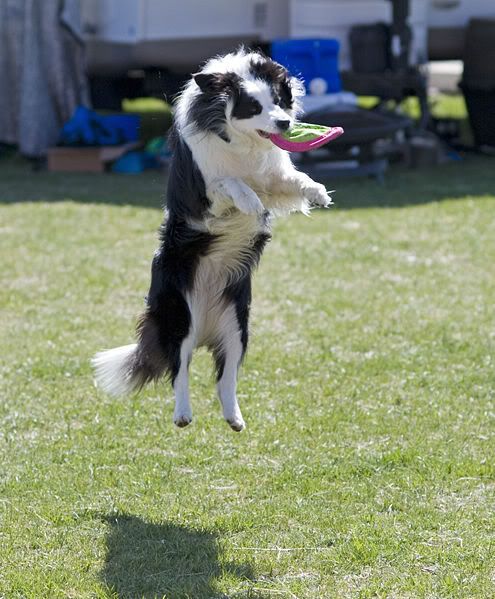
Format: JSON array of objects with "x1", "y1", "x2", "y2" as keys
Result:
[
  {"x1": 130, "y1": 128, "x2": 217, "y2": 386},
  {"x1": 166, "y1": 126, "x2": 211, "y2": 220}
]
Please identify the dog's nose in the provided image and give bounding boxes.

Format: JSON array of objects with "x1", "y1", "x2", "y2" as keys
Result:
[{"x1": 275, "y1": 119, "x2": 291, "y2": 131}]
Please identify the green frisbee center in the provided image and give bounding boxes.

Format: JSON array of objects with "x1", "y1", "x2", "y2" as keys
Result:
[{"x1": 280, "y1": 122, "x2": 332, "y2": 142}]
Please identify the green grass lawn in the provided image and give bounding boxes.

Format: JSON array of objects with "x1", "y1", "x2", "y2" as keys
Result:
[{"x1": 1, "y1": 156, "x2": 495, "y2": 598}]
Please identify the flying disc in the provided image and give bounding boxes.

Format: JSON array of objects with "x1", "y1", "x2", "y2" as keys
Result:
[{"x1": 269, "y1": 122, "x2": 344, "y2": 152}]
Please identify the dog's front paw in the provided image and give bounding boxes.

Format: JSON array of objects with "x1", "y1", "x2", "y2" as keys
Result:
[
  {"x1": 234, "y1": 184, "x2": 265, "y2": 215},
  {"x1": 209, "y1": 178, "x2": 265, "y2": 216},
  {"x1": 304, "y1": 183, "x2": 333, "y2": 208}
]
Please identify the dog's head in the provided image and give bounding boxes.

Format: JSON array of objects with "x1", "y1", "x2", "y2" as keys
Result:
[{"x1": 185, "y1": 49, "x2": 304, "y2": 144}]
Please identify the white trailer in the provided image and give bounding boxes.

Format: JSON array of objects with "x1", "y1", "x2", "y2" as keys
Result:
[{"x1": 81, "y1": 0, "x2": 495, "y2": 73}]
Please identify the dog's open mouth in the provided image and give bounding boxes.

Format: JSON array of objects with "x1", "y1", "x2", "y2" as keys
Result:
[{"x1": 256, "y1": 130, "x2": 271, "y2": 139}]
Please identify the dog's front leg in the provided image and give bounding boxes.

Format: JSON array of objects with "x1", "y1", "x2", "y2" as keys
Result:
[
  {"x1": 276, "y1": 171, "x2": 332, "y2": 208},
  {"x1": 207, "y1": 177, "x2": 265, "y2": 217}
]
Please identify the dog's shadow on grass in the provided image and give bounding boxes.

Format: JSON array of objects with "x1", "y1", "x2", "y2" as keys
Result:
[{"x1": 100, "y1": 513, "x2": 254, "y2": 599}]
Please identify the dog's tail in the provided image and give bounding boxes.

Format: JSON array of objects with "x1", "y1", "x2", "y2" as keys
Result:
[
  {"x1": 91, "y1": 344, "x2": 141, "y2": 396},
  {"x1": 92, "y1": 313, "x2": 169, "y2": 396}
]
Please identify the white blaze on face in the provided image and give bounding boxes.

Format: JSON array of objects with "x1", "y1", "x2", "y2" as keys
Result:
[{"x1": 230, "y1": 78, "x2": 292, "y2": 137}]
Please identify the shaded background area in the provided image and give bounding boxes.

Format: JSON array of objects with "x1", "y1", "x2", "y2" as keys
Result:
[{"x1": 1, "y1": 153, "x2": 493, "y2": 210}]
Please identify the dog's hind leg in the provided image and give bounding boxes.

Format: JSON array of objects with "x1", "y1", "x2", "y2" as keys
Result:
[
  {"x1": 142, "y1": 278, "x2": 196, "y2": 428},
  {"x1": 173, "y1": 330, "x2": 196, "y2": 428},
  {"x1": 213, "y1": 279, "x2": 251, "y2": 432}
]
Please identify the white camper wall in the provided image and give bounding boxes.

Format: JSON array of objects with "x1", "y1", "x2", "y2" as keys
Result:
[
  {"x1": 143, "y1": 0, "x2": 258, "y2": 40},
  {"x1": 81, "y1": 0, "x2": 141, "y2": 42},
  {"x1": 80, "y1": 0, "x2": 495, "y2": 73},
  {"x1": 81, "y1": 0, "x2": 291, "y2": 72},
  {"x1": 81, "y1": 0, "x2": 290, "y2": 44}
]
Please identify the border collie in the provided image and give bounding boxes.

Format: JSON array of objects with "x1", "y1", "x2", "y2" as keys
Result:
[{"x1": 92, "y1": 49, "x2": 332, "y2": 431}]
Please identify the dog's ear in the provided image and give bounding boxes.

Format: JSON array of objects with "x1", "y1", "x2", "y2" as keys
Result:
[
  {"x1": 193, "y1": 72, "x2": 224, "y2": 94},
  {"x1": 193, "y1": 72, "x2": 240, "y2": 95}
]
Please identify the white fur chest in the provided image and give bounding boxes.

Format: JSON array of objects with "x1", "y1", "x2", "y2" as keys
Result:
[{"x1": 186, "y1": 131, "x2": 274, "y2": 188}]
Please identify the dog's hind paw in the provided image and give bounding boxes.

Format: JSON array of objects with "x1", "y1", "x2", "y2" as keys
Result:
[
  {"x1": 174, "y1": 413, "x2": 192, "y2": 428},
  {"x1": 226, "y1": 417, "x2": 245, "y2": 432}
]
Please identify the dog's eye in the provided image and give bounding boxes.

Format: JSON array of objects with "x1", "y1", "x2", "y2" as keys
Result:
[
  {"x1": 232, "y1": 94, "x2": 262, "y2": 119},
  {"x1": 247, "y1": 100, "x2": 262, "y2": 115},
  {"x1": 274, "y1": 93, "x2": 287, "y2": 109},
  {"x1": 278, "y1": 82, "x2": 293, "y2": 110}
]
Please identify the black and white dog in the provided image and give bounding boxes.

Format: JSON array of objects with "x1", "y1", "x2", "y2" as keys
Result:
[{"x1": 92, "y1": 49, "x2": 331, "y2": 431}]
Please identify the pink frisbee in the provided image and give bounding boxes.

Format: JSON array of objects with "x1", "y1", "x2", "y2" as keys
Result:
[{"x1": 269, "y1": 122, "x2": 344, "y2": 152}]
